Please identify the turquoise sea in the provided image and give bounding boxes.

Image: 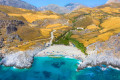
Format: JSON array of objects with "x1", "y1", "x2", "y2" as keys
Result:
[{"x1": 0, "y1": 57, "x2": 120, "y2": 80}]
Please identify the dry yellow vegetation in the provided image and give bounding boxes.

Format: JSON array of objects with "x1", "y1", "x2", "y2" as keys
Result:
[
  {"x1": 100, "y1": 7, "x2": 120, "y2": 13},
  {"x1": 22, "y1": 14, "x2": 59, "y2": 23},
  {"x1": 72, "y1": 32, "x2": 113, "y2": 47},
  {"x1": 2, "y1": 4, "x2": 120, "y2": 51},
  {"x1": 0, "y1": 5, "x2": 60, "y2": 23},
  {"x1": 40, "y1": 23, "x2": 69, "y2": 38},
  {"x1": 46, "y1": 24, "x2": 61, "y2": 28},
  {"x1": 16, "y1": 42, "x2": 36, "y2": 51},
  {"x1": 53, "y1": 26, "x2": 68, "y2": 30},
  {"x1": 92, "y1": 19, "x2": 100, "y2": 26},
  {"x1": 40, "y1": 29, "x2": 52, "y2": 38},
  {"x1": 100, "y1": 17, "x2": 120, "y2": 33},
  {"x1": 0, "y1": 5, "x2": 72, "y2": 51},
  {"x1": 74, "y1": 8, "x2": 91, "y2": 13},
  {"x1": 0, "y1": 5, "x2": 35, "y2": 14},
  {"x1": 17, "y1": 27, "x2": 41, "y2": 41},
  {"x1": 8, "y1": 13, "x2": 60, "y2": 23},
  {"x1": 86, "y1": 25, "x2": 100, "y2": 30},
  {"x1": 69, "y1": 7, "x2": 120, "y2": 47}
]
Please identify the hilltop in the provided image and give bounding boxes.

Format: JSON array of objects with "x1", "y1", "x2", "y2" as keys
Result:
[
  {"x1": 0, "y1": 0, "x2": 87, "y2": 13},
  {"x1": 39, "y1": 4, "x2": 70, "y2": 14},
  {"x1": 65, "y1": 3, "x2": 87, "y2": 11},
  {"x1": 0, "y1": 0, "x2": 37, "y2": 10},
  {"x1": 39, "y1": 3, "x2": 87, "y2": 14}
]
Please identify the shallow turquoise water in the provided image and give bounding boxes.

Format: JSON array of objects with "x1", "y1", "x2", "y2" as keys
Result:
[{"x1": 0, "y1": 57, "x2": 120, "y2": 80}]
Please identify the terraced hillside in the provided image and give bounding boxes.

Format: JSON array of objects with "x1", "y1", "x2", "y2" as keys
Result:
[
  {"x1": 0, "y1": 5, "x2": 72, "y2": 52},
  {"x1": 56, "y1": 4, "x2": 120, "y2": 48},
  {"x1": 0, "y1": 3, "x2": 120, "y2": 55}
]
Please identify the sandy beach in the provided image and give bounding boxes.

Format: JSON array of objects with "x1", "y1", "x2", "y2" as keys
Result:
[{"x1": 36, "y1": 45, "x2": 86, "y2": 59}]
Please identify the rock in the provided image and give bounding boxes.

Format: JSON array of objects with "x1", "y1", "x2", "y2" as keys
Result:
[
  {"x1": 0, "y1": 20, "x2": 24, "y2": 35},
  {"x1": 118, "y1": 33, "x2": 120, "y2": 36},
  {"x1": 0, "y1": 50, "x2": 4, "y2": 58},
  {"x1": 0, "y1": 51, "x2": 33, "y2": 68},
  {"x1": 0, "y1": 47, "x2": 43, "y2": 68},
  {"x1": 7, "y1": 34, "x2": 22, "y2": 42},
  {"x1": 77, "y1": 33, "x2": 120, "y2": 70},
  {"x1": 6, "y1": 24, "x2": 17, "y2": 34},
  {"x1": 0, "y1": 38, "x2": 4, "y2": 42},
  {"x1": 77, "y1": 53, "x2": 120, "y2": 70},
  {"x1": 15, "y1": 35, "x2": 23, "y2": 41},
  {"x1": 0, "y1": 41, "x2": 4, "y2": 48},
  {"x1": 14, "y1": 20, "x2": 24, "y2": 26},
  {"x1": 32, "y1": 18, "x2": 71, "y2": 28}
]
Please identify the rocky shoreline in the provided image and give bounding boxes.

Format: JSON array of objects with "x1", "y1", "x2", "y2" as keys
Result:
[
  {"x1": 0, "y1": 44, "x2": 86, "y2": 69},
  {"x1": 77, "y1": 53, "x2": 120, "y2": 70},
  {"x1": 0, "y1": 33, "x2": 120, "y2": 71},
  {"x1": 0, "y1": 45, "x2": 120, "y2": 71},
  {"x1": 0, "y1": 45, "x2": 120, "y2": 70},
  {"x1": 0, "y1": 47, "x2": 45, "y2": 68},
  {"x1": 77, "y1": 33, "x2": 120, "y2": 70}
]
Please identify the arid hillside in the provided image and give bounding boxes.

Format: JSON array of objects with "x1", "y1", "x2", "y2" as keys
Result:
[
  {"x1": 0, "y1": 3, "x2": 120, "y2": 54},
  {"x1": 0, "y1": 5, "x2": 72, "y2": 52},
  {"x1": 61, "y1": 3, "x2": 120, "y2": 47}
]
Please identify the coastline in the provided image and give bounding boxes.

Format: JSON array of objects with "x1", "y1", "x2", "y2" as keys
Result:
[
  {"x1": 36, "y1": 45, "x2": 86, "y2": 60},
  {"x1": 0, "y1": 44, "x2": 120, "y2": 71},
  {"x1": 0, "y1": 31, "x2": 120, "y2": 70}
]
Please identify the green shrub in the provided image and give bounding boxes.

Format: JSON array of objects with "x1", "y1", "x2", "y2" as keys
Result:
[
  {"x1": 69, "y1": 38, "x2": 87, "y2": 55},
  {"x1": 53, "y1": 31, "x2": 87, "y2": 55},
  {"x1": 64, "y1": 31, "x2": 72, "y2": 40},
  {"x1": 53, "y1": 31, "x2": 72, "y2": 45},
  {"x1": 53, "y1": 38, "x2": 69, "y2": 45}
]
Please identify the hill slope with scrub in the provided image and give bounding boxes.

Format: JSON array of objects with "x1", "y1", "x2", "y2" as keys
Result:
[
  {"x1": 0, "y1": 2, "x2": 120, "y2": 56},
  {"x1": 0, "y1": 5, "x2": 72, "y2": 52}
]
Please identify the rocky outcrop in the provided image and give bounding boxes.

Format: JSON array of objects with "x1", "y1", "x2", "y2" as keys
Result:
[
  {"x1": 77, "y1": 53, "x2": 120, "y2": 70},
  {"x1": 0, "y1": 20, "x2": 24, "y2": 34},
  {"x1": 0, "y1": 38, "x2": 4, "y2": 48},
  {"x1": 0, "y1": 41, "x2": 4, "y2": 48},
  {"x1": 0, "y1": 51, "x2": 33, "y2": 68},
  {"x1": 77, "y1": 33, "x2": 120, "y2": 70},
  {"x1": 7, "y1": 34, "x2": 22, "y2": 42},
  {"x1": 0, "y1": 10, "x2": 9, "y2": 18},
  {"x1": 6, "y1": 24, "x2": 17, "y2": 34},
  {"x1": 32, "y1": 18, "x2": 71, "y2": 28},
  {"x1": 0, "y1": 20, "x2": 24, "y2": 28},
  {"x1": 0, "y1": 47, "x2": 43, "y2": 68}
]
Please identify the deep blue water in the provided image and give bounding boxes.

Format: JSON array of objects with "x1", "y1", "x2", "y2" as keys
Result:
[{"x1": 0, "y1": 57, "x2": 120, "y2": 80}]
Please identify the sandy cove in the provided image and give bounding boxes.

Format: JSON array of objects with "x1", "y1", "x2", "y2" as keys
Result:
[
  {"x1": 0, "y1": 43, "x2": 120, "y2": 70},
  {"x1": 0, "y1": 33, "x2": 120, "y2": 70},
  {"x1": 0, "y1": 44, "x2": 86, "y2": 68},
  {"x1": 36, "y1": 45, "x2": 86, "y2": 59}
]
